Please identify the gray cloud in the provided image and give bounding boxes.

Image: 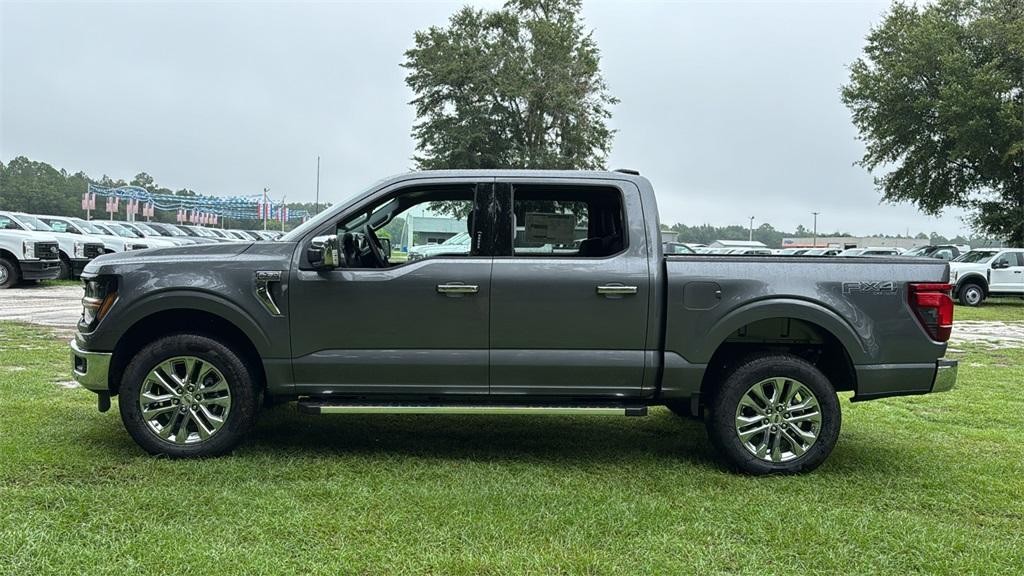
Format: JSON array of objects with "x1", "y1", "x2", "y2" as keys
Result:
[{"x1": 1, "y1": 0, "x2": 970, "y2": 237}]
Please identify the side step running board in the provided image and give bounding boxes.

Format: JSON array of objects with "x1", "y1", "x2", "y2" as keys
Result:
[{"x1": 297, "y1": 402, "x2": 647, "y2": 417}]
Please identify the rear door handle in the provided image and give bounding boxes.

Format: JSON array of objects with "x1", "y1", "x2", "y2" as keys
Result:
[
  {"x1": 597, "y1": 284, "x2": 638, "y2": 296},
  {"x1": 437, "y1": 283, "x2": 479, "y2": 294}
]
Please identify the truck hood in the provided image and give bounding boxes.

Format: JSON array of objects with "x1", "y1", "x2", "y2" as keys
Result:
[
  {"x1": 83, "y1": 241, "x2": 254, "y2": 275},
  {"x1": 1, "y1": 229, "x2": 60, "y2": 243}
]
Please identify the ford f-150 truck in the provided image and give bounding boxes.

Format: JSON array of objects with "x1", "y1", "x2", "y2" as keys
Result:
[{"x1": 70, "y1": 171, "x2": 958, "y2": 474}]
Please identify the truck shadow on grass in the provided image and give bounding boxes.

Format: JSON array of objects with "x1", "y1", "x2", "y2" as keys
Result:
[
  {"x1": 230, "y1": 404, "x2": 893, "y2": 474},
  {"x1": 244, "y1": 405, "x2": 721, "y2": 465}
]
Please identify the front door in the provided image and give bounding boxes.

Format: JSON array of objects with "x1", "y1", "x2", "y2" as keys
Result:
[
  {"x1": 488, "y1": 179, "x2": 651, "y2": 399},
  {"x1": 289, "y1": 181, "x2": 493, "y2": 398},
  {"x1": 990, "y1": 251, "x2": 1024, "y2": 293}
]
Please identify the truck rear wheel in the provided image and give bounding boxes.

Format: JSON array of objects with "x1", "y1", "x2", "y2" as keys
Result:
[
  {"x1": 0, "y1": 257, "x2": 20, "y2": 289},
  {"x1": 118, "y1": 334, "x2": 258, "y2": 457},
  {"x1": 705, "y1": 353, "x2": 840, "y2": 475}
]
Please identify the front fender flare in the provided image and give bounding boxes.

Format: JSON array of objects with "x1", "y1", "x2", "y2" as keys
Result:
[{"x1": 107, "y1": 289, "x2": 273, "y2": 356}]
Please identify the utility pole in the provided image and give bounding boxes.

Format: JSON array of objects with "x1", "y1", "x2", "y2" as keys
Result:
[
  {"x1": 263, "y1": 187, "x2": 270, "y2": 231},
  {"x1": 749, "y1": 217, "x2": 755, "y2": 242},
  {"x1": 315, "y1": 156, "x2": 320, "y2": 214},
  {"x1": 280, "y1": 196, "x2": 287, "y2": 232},
  {"x1": 812, "y1": 212, "x2": 820, "y2": 248}
]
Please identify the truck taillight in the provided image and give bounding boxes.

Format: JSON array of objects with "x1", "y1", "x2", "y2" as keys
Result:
[{"x1": 909, "y1": 283, "x2": 954, "y2": 342}]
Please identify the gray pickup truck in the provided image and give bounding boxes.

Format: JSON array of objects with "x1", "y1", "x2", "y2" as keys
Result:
[{"x1": 70, "y1": 170, "x2": 957, "y2": 474}]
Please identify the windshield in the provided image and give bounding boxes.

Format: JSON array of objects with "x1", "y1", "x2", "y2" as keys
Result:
[
  {"x1": 190, "y1": 226, "x2": 219, "y2": 238},
  {"x1": 102, "y1": 222, "x2": 142, "y2": 238},
  {"x1": 73, "y1": 219, "x2": 105, "y2": 234},
  {"x1": 903, "y1": 246, "x2": 933, "y2": 256},
  {"x1": 131, "y1": 222, "x2": 159, "y2": 235},
  {"x1": 13, "y1": 213, "x2": 55, "y2": 232},
  {"x1": 155, "y1": 224, "x2": 188, "y2": 236},
  {"x1": 954, "y1": 251, "x2": 996, "y2": 263},
  {"x1": 443, "y1": 232, "x2": 470, "y2": 245},
  {"x1": 838, "y1": 249, "x2": 865, "y2": 256}
]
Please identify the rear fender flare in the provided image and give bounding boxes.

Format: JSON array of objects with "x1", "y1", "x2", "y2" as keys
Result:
[{"x1": 696, "y1": 298, "x2": 870, "y2": 364}]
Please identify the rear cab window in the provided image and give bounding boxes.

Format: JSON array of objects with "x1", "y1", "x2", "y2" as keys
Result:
[{"x1": 507, "y1": 185, "x2": 626, "y2": 258}]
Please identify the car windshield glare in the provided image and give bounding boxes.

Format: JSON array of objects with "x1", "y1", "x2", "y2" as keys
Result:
[
  {"x1": 954, "y1": 251, "x2": 995, "y2": 263},
  {"x1": 13, "y1": 214, "x2": 53, "y2": 232}
]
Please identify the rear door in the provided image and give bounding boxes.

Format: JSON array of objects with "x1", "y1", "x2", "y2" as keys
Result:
[{"x1": 488, "y1": 178, "x2": 651, "y2": 399}]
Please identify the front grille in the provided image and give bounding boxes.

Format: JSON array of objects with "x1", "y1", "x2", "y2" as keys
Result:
[
  {"x1": 34, "y1": 242, "x2": 59, "y2": 260},
  {"x1": 84, "y1": 243, "x2": 104, "y2": 259}
]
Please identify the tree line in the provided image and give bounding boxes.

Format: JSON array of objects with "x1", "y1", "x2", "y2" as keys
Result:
[{"x1": 0, "y1": 156, "x2": 321, "y2": 230}]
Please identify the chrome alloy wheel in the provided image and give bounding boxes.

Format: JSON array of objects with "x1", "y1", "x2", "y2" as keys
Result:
[
  {"x1": 139, "y1": 356, "x2": 232, "y2": 445},
  {"x1": 734, "y1": 377, "x2": 821, "y2": 463},
  {"x1": 0, "y1": 265, "x2": 8, "y2": 284}
]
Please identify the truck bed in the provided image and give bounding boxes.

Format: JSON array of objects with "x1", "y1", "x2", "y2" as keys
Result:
[{"x1": 658, "y1": 255, "x2": 950, "y2": 401}]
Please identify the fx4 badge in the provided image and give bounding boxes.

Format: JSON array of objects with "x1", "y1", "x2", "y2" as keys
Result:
[{"x1": 843, "y1": 281, "x2": 897, "y2": 295}]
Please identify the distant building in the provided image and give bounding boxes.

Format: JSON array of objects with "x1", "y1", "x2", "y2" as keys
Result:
[
  {"x1": 660, "y1": 230, "x2": 678, "y2": 244},
  {"x1": 709, "y1": 239, "x2": 768, "y2": 249},
  {"x1": 781, "y1": 236, "x2": 929, "y2": 250},
  {"x1": 404, "y1": 215, "x2": 467, "y2": 249}
]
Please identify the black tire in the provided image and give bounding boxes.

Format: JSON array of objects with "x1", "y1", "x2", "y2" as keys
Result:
[
  {"x1": 958, "y1": 282, "x2": 985, "y2": 307},
  {"x1": 705, "y1": 353, "x2": 840, "y2": 475},
  {"x1": 58, "y1": 254, "x2": 72, "y2": 280},
  {"x1": 118, "y1": 333, "x2": 259, "y2": 457},
  {"x1": 0, "y1": 257, "x2": 20, "y2": 289}
]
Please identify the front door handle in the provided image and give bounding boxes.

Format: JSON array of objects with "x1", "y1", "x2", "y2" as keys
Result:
[
  {"x1": 437, "y1": 283, "x2": 479, "y2": 294},
  {"x1": 597, "y1": 284, "x2": 638, "y2": 296}
]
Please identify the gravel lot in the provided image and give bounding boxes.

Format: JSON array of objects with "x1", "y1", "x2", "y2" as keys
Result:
[
  {"x1": 0, "y1": 285, "x2": 83, "y2": 333},
  {"x1": 1, "y1": 284, "x2": 1022, "y2": 348}
]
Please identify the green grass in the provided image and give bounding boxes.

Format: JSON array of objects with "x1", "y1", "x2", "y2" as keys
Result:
[
  {"x1": 37, "y1": 279, "x2": 80, "y2": 288},
  {"x1": 1, "y1": 322, "x2": 1023, "y2": 575},
  {"x1": 955, "y1": 297, "x2": 1024, "y2": 322}
]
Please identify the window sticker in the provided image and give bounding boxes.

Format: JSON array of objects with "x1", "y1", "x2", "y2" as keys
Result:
[{"x1": 524, "y1": 212, "x2": 576, "y2": 244}]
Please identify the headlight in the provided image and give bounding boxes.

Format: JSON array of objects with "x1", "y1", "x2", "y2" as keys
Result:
[
  {"x1": 73, "y1": 241, "x2": 86, "y2": 258},
  {"x1": 22, "y1": 240, "x2": 36, "y2": 260},
  {"x1": 80, "y1": 276, "x2": 118, "y2": 330}
]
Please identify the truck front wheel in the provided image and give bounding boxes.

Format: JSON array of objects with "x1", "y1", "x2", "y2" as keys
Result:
[
  {"x1": 705, "y1": 353, "x2": 840, "y2": 475},
  {"x1": 958, "y1": 282, "x2": 985, "y2": 307},
  {"x1": 118, "y1": 334, "x2": 258, "y2": 457},
  {"x1": 0, "y1": 257, "x2": 20, "y2": 289}
]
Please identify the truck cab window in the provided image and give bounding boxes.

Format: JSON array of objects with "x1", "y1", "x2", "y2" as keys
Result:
[
  {"x1": 509, "y1": 185, "x2": 625, "y2": 257},
  {"x1": 335, "y1": 185, "x2": 480, "y2": 268}
]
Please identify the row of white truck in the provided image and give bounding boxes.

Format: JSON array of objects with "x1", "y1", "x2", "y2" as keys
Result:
[{"x1": 0, "y1": 210, "x2": 281, "y2": 288}]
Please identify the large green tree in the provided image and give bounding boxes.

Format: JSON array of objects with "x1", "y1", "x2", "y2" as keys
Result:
[
  {"x1": 842, "y1": 0, "x2": 1024, "y2": 246},
  {"x1": 403, "y1": 0, "x2": 617, "y2": 172}
]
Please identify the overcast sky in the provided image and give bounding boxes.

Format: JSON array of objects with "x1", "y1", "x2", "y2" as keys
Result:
[{"x1": 0, "y1": 0, "x2": 970, "y2": 237}]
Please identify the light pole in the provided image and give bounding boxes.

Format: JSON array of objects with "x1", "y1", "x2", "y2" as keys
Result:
[
  {"x1": 749, "y1": 216, "x2": 755, "y2": 242},
  {"x1": 812, "y1": 212, "x2": 820, "y2": 248}
]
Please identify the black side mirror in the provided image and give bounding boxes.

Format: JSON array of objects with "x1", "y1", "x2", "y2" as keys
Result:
[
  {"x1": 992, "y1": 259, "x2": 1010, "y2": 269},
  {"x1": 380, "y1": 237, "x2": 392, "y2": 256},
  {"x1": 308, "y1": 235, "x2": 340, "y2": 270}
]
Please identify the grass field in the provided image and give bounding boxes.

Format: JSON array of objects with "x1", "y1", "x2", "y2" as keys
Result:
[
  {"x1": 1, "y1": 321, "x2": 1023, "y2": 575},
  {"x1": 954, "y1": 297, "x2": 1024, "y2": 322}
]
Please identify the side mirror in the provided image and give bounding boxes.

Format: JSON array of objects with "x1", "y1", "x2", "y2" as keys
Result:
[
  {"x1": 380, "y1": 237, "x2": 392, "y2": 256},
  {"x1": 308, "y1": 234, "x2": 340, "y2": 270},
  {"x1": 992, "y1": 259, "x2": 1010, "y2": 270}
]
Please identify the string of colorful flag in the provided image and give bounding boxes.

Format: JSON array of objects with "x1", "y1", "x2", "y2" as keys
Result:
[{"x1": 84, "y1": 184, "x2": 309, "y2": 222}]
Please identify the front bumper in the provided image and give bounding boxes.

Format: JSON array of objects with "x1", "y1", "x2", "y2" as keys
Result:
[
  {"x1": 70, "y1": 339, "x2": 111, "y2": 392},
  {"x1": 71, "y1": 258, "x2": 93, "y2": 277},
  {"x1": 932, "y1": 359, "x2": 958, "y2": 393},
  {"x1": 20, "y1": 259, "x2": 61, "y2": 280}
]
